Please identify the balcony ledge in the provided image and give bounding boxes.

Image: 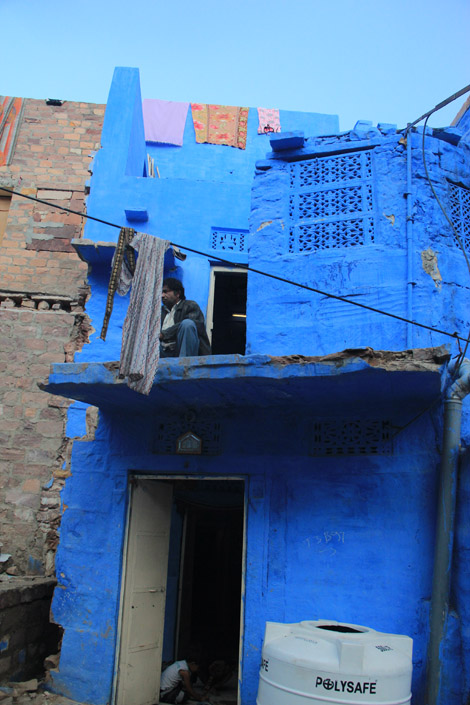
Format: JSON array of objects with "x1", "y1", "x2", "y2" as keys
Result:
[{"x1": 39, "y1": 347, "x2": 448, "y2": 415}]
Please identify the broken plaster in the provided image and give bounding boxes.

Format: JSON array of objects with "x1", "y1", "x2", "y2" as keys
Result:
[{"x1": 421, "y1": 248, "x2": 442, "y2": 289}]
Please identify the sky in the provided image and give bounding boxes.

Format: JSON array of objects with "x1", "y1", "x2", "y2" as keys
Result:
[{"x1": 1, "y1": 0, "x2": 469, "y2": 132}]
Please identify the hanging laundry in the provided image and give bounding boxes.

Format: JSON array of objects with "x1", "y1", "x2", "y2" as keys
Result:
[
  {"x1": 0, "y1": 97, "x2": 25, "y2": 166},
  {"x1": 142, "y1": 99, "x2": 189, "y2": 146},
  {"x1": 101, "y1": 227, "x2": 135, "y2": 339},
  {"x1": 257, "y1": 108, "x2": 281, "y2": 135},
  {"x1": 191, "y1": 104, "x2": 249, "y2": 149},
  {"x1": 119, "y1": 232, "x2": 170, "y2": 395},
  {"x1": 101, "y1": 228, "x2": 186, "y2": 342},
  {"x1": 100, "y1": 227, "x2": 136, "y2": 340}
]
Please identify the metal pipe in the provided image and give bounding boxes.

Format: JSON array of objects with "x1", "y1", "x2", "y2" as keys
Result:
[
  {"x1": 405, "y1": 128, "x2": 414, "y2": 348},
  {"x1": 425, "y1": 359, "x2": 470, "y2": 704}
]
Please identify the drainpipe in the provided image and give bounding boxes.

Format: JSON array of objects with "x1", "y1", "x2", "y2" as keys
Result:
[
  {"x1": 405, "y1": 127, "x2": 414, "y2": 348},
  {"x1": 425, "y1": 359, "x2": 470, "y2": 704}
]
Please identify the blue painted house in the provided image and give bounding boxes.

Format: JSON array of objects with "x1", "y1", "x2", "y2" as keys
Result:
[{"x1": 43, "y1": 68, "x2": 470, "y2": 705}]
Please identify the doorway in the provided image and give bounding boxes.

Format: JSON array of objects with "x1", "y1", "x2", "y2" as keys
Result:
[
  {"x1": 116, "y1": 477, "x2": 245, "y2": 705},
  {"x1": 206, "y1": 269, "x2": 247, "y2": 355}
]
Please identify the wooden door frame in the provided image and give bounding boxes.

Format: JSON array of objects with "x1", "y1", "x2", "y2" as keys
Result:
[{"x1": 112, "y1": 474, "x2": 247, "y2": 705}]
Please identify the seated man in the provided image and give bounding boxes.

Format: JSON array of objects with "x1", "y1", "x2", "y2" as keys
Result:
[
  {"x1": 160, "y1": 657, "x2": 205, "y2": 703},
  {"x1": 160, "y1": 278, "x2": 211, "y2": 358},
  {"x1": 198, "y1": 660, "x2": 233, "y2": 693}
]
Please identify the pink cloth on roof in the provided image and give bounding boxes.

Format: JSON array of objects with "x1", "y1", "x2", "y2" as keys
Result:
[
  {"x1": 257, "y1": 107, "x2": 281, "y2": 134},
  {"x1": 142, "y1": 99, "x2": 189, "y2": 146}
]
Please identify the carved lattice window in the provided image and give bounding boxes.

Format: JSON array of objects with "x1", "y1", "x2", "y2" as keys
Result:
[
  {"x1": 310, "y1": 418, "x2": 392, "y2": 456},
  {"x1": 289, "y1": 151, "x2": 375, "y2": 253},
  {"x1": 449, "y1": 182, "x2": 470, "y2": 249},
  {"x1": 211, "y1": 227, "x2": 247, "y2": 253}
]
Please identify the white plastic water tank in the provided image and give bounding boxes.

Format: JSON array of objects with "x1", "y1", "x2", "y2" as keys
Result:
[{"x1": 257, "y1": 620, "x2": 412, "y2": 705}]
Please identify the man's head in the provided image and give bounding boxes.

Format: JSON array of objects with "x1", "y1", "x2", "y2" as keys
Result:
[
  {"x1": 186, "y1": 648, "x2": 201, "y2": 673},
  {"x1": 162, "y1": 278, "x2": 185, "y2": 309},
  {"x1": 187, "y1": 660, "x2": 199, "y2": 674}
]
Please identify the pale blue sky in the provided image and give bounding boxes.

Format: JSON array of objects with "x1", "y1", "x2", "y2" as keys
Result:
[{"x1": 2, "y1": 0, "x2": 469, "y2": 131}]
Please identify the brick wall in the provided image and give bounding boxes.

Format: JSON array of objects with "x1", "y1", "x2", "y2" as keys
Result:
[
  {"x1": 0, "y1": 99, "x2": 104, "y2": 296},
  {"x1": 0, "y1": 98, "x2": 104, "y2": 575}
]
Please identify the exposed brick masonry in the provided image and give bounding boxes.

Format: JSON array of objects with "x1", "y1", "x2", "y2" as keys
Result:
[
  {"x1": 0, "y1": 99, "x2": 104, "y2": 296},
  {"x1": 0, "y1": 99, "x2": 104, "y2": 575}
]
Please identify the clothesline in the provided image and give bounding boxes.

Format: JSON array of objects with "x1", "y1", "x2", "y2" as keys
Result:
[
  {"x1": 1, "y1": 185, "x2": 469, "y2": 346},
  {"x1": 142, "y1": 101, "x2": 281, "y2": 147}
]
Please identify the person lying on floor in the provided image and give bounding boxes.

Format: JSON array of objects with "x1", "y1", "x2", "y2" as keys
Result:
[{"x1": 160, "y1": 657, "x2": 207, "y2": 703}]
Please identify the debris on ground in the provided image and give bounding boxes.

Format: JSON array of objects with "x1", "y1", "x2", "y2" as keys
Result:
[{"x1": 0, "y1": 681, "x2": 81, "y2": 705}]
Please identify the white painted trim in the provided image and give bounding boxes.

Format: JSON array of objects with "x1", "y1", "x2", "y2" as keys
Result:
[
  {"x1": 206, "y1": 266, "x2": 246, "y2": 344},
  {"x1": 238, "y1": 480, "x2": 248, "y2": 705},
  {"x1": 132, "y1": 474, "x2": 245, "y2": 481},
  {"x1": 112, "y1": 482, "x2": 133, "y2": 705},
  {"x1": 175, "y1": 509, "x2": 188, "y2": 659}
]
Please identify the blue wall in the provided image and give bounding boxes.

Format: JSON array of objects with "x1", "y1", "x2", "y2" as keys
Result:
[
  {"x1": 52, "y1": 393, "x2": 441, "y2": 705},
  {"x1": 247, "y1": 124, "x2": 470, "y2": 357},
  {"x1": 50, "y1": 66, "x2": 470, "y2": 705},
  {"x1": 79, "y1": 67, "x2": 339, "y2": 365}
]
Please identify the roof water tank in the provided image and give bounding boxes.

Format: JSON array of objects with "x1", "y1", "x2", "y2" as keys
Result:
[{"x1": 257, "y1": 620, "x2": 412, "y2": 705}]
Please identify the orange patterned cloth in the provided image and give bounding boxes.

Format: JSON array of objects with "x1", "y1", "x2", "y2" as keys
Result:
[
  {"x1": 191, "y1": 103, "x2": 249, "y2": 149},
  {"x1": 0, "y1": 97, "x2": 24, "y2": 166}
]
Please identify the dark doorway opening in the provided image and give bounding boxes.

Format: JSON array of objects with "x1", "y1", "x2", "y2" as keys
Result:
[
  {"x1": 163, "y1": 479, "x2": 245, "y2": 673},
  {"x1": 210, "y1": 272, "x2": 247, "y2": 355}
]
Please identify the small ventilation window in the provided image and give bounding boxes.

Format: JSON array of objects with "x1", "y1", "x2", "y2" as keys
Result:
[
  {"x1": 289, "y1": 150, "x2": 375, "y2": 253},
  {"x1": 449, "y1": 181, "x2": 470, "y2": 249},
  {"x1": 211, "y1": 227, "x2": 247, "y2": 253},
  {"x1": 310, "y1": 419, "x2": 392, "y2": 456}
]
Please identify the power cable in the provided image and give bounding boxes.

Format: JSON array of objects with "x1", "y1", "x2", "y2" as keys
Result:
[
  {"x1": 1, "y1": 185, "x2": 468, "y2": 345},
  {"x1": 404, "y1": 84, "x2": 470, "y2": 133}
]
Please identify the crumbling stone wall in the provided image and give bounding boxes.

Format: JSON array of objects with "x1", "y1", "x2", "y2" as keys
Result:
[
  {"x1": 0, "y1": 98, "x2": 104, "y2": 576},
  {"x1": 0, "y1": 578, "x2": 59, "y2": 683}
]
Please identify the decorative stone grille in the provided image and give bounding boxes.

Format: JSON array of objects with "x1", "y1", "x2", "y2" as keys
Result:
[
  {"x1": 310, "y1": 418, "x2": 393, "y2": 456},
  {"x1": 289, "y1": 151, "x2": 375, "y2": 253},
  {"x1": 153, "y1": 418, "x2": 222, "y2": 455},
  {"x1": 449, "y1": 181, "x2": 470, "y2": 249},
  {"x1": 211, "y1": 227, "x2": 247, "y2": 253}
]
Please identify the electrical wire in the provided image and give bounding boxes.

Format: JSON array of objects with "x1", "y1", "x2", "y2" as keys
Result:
[
  {"x1": 404, "y1": 84, "x2": 470, "y2": 133},
  {"x1": 1, "y1": 185, "x2": 469, "y2": 345},
  {"x1": 391, "y1": 395, "x2": 441, "y2": 440}
]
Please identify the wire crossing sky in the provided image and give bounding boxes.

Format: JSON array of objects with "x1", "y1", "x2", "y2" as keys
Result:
[
  {"x1": 2, "y1": 185, "x2": 469, "y2": 346},
  {"x1": 1, "y1": 0, "x2": 469, "y2": 132}
]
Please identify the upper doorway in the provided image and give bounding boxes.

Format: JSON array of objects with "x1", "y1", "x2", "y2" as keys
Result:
[{"x1": 206, "y1": 268, "x2": 247, "y2": 355}]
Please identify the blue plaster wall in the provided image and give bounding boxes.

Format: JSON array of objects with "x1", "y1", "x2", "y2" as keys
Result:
[
  {"x1": 247, "y1": 125, "x2": 470, "y2": 358},
  {"x1": 51, "y1": 419, "x2": 128, "y2": 703},
  {"x1": 78, "y1": 67, "x2": 339, "y2": 365},
  {"x1": 52, "y1": 399, "x2": 441, "y2": 705},
  {"x1": 52, "y1": 66, "x2": 470, "y2": 705}
]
